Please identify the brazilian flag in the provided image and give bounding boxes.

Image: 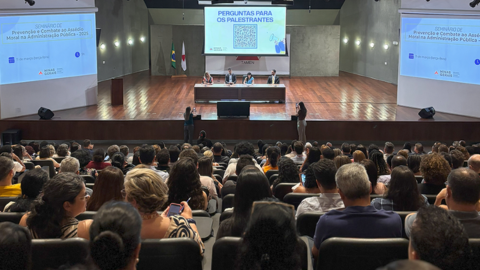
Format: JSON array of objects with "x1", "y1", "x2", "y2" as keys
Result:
[{"x1": 171, "y1": 43, "x2": 176, "y2": 69}]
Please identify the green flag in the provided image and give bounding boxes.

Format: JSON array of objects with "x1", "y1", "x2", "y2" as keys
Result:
[{"x1": 171, "y1": 43, "x2": 176, "y2": 69}]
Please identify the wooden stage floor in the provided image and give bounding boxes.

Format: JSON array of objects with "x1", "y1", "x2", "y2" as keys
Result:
[
  {"x1": 8, "y1": 70, "x2": 480, "y2": 122},
  {"x1": 3, "y1": 71, "x2": 480, "y2": 142}
]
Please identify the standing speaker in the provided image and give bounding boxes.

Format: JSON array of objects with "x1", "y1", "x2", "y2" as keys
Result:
[
  {"x1": 418, "y1": 107, "x2": 435, "y2": 119},
  {"x1": 38, "y1": 107, "x2": 54, "y2": 120}
]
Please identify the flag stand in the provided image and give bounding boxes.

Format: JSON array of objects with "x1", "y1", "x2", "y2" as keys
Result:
[{"x1": 170, "y1": 41, "x2": 187, "y2": 78}]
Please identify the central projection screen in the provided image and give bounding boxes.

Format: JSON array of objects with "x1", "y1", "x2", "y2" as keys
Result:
[{"x1": 204, "y1": 6, "x2": 287, "y2": 56}]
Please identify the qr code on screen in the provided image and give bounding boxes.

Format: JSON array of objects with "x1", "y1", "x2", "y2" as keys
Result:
[{"x1": 233, "y1": 25, "x2": 257, "y2": 49}]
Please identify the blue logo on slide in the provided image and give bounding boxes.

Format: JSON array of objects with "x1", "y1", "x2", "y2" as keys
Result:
[
  {"x1": 75, "y1": 52, "x2": 80, "y2": 58},
  {"x1": 8, "y1": 57, "x2": 15, "y2": 64},
  {"x1": 475, "y1": 59, "x2": 480, "y2": 65},
  {"x1": 409, "y1": 53, "x2": 414, "y2": 59}
]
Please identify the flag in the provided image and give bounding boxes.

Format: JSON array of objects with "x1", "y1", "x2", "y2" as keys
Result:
[
  {"x1": 181, "y1": 41, "x2": 187, "y2": 71},
  {"x1": 170, "y1": 43, "x2": 176, "y2": 69}
]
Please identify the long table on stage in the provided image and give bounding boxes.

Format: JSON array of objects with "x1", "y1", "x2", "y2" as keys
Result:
[{"x1": 194, "y1": 84, "x2": 286, "y2": 103}]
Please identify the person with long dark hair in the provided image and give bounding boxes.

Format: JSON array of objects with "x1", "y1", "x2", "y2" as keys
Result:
[
  {"x1": 184, "y1": 106, "x2": 196, "y2": 145},
  {"x1": 407, "y1": 154, "x2": 422, "y2": 176},
  {"x1": 272, "y1": 157, "x2": 300, "y2": 190},
  {"x1": 89, "y1": 201, "x2": 141, "y2": 270},
  {"x1": 0, "y1": 222, "x2": 32, "y2": 270},
  {"x1": 217, "y1": 166, "x2": 272, "y2": 239},
  {"x1": 86, "y1": 166, "x2": 124, "y2": 211},
  {"x1": 110, "y1": 152, "x2": 134, "y2": 175},
  {"x1": 3, "y1": 168, "x2": 48, "y2": 212},
  {"x1": 19, "y1": 173, "x2": 92, "y2": 239},
  {"x1": 360, "y1": 159, "x2": 386, "y2": 195},
  {"x1": 262, "y1": 146, "x2": 280, "y2": 173},
  {"x1": 235, "y1": 201, "x2": 303, "y2": 270},
  {"x1": 296, "y1": 102, "x2": 307, "y2": 143},
  {"x1": 300, "y1": 147, "x2": 321, "y2": 172},
  {"x1": 369, "y1": 150, "x2": 390, "y2": 176},
  {"x1": 371, "y1": 166, "x2": 427, "y2": 211}
]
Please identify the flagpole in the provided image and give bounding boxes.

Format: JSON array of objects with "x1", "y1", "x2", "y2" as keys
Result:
[{"x1": 172, "y1": 41, "x2": 187, "y2": 78}]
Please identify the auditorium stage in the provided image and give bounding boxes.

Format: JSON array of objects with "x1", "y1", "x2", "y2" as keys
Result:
[{"x1": 1, "y1": 70, "x2": 479, "y2": 142}]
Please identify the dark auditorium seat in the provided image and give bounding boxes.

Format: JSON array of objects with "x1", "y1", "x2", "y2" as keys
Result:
[
  {"x1": 273, "y1": 183, "x2": 296, "y2": 201},
  {"x1": 316, "y1": 237, "x2": 409, "y2": 270},
  {"x1": 213, "y1": 169, "x2": 225, "y2": 178},
  {"x1": 76, "y1": 211, "x2": 96, "y2": 221},
  {"x1": 24, "y1": 161, "x2": 35, "y2": 170},
  {"x1": 0, "y1": 197, "x2": 15, "y2": 210},
  {"x1": 53, "y1": 157, "x2": 65, "y2": 164},
  {"x1": 0, "y1": 212, "x2": 24, "y2": 224},
  {"x1": 80, "y1": 174, "x2": 95, "y2": 184},
  {"x1": 269, "y1": 174, "x2": 279, "y2": 185},
  {"x1": 265, "y1": 170, "x2": 278, "y2": 181},
  {"x1": 222, "y1": 194, "x2": 234, "y2": 212},
  {"x1": 283, "y1": 193, "x2": 319, "y2": 210},
  {"x1": 415, "y1": 175, "x2": 423, "y2": 184},
  {"x1": 370, "y1": 194, "x2": 383, "y2": 201},
  {"x1": 32, "y1": 160, "x2": 56, "y2": 178},
  {"x1": 213, "y1": 174, "x2": 223, "y2": 182},
  {"x1": 470, "y1": 238, "x2": 480, "y2": 262},
  {"x1": 138, "y1": 238, "x2": 203, "y2": 270},
  {"x1": 217, "y1": 162, "x2": 228, "y2": 170},
  {"x1": 220, "y1": 209, "x2": 233, "y2": 223},
  {"x1": 86, "y1": 183, "x2": 94, "y2": 189},
  {"x1": 212, "y1": 236, "x2": 309, "y2": 270},
  {"x1": 227, "y1": 175, "x2": 238, "y2": 182},
  {"x1": 32, "y1": 238, "x2": 89, "y2": 270},
  {"x1": 424, "y1": 194, "x2": 437, "y2": 205}
]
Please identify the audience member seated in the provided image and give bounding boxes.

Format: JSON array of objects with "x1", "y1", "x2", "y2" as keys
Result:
[
  {"x1": 71, "y1": 149, "x2": 97, "y2": 178},
  {"x1": 19, "y1": 173, "x2": 92, "y2": 239},
  {"x1": 3, "y1": 168, "x2": 48, "y2": 212},
  {"x1": 0, "y1": 222, "x2": 32, "y2": 270},
  {"x1": 235, "y1": 201, "x2": 303, "y2": 270},
  {"x1": 106, "y1": 145, "x2": 120, "y2": 162},
  {"x1": 53, "y1": 144, "x2": 69, "y2": 158},
  {"x1": 406, "y1": 168, "x2": 480, "y2": 238},
  {"x1": 83, "y1": 139, "x2": 94, "y2": 155},
  {"x1": 223, "y1": 142, "x2": 262, "y2": 182},
  {"x1": 438, "y1": 144, "x2": 449, "y2": 153},
  {"x1": 197, "y1": 156, "x2": 221, "y2": 199},
  {"x1": 126, "y1": 146, "x2": 139, "y2": 164},
  {"x1": 378, "y1": 155, "x2": 407, "y2": 185},
  {"x1": 353, "y1": 150, "x2": 366, "y2": 163},
  {"x1": 402, "y1": 142, "x2": 412, "y2": 153},
  {"x1": 156, "y1": 148, "x2": 171, "y2": 174},
  {"x1": 290, "y1": 141, "x2": 307, "y2": 165},
  {"x1": 397, "y1": 149, "x2": 409, "y2": 159},
  {"x1": 124, "y1": 168, "x2": 204, "y2": 254},
  {"x1": 468, "y1": 154, "x2": 480, "y2": 174},
  {"x1": 293, "y1": 166, "x2": 320, "y2": 194},
  {"x1": 369, "y1": 150, "x2": 390, "y2": 179},
  {"x1": 12, "y1": 144, "x2": 33, "y2": 162},
  {"x1": 371, "y1": 166, "x2": 428, "y2": 211},
  {"x1": 262, "y1": 146, "x2": 280, "y2": 173},
  {"x1": 221, "y1": 155, "x2": 254, "y2": 198},
  {"x1": 86, "y1": 148, "x2": 112, "y2": 170},
  {"x1": 272, "y1": 157, "x2": 300, "y2": 190},
  {"x1": 312, "y1": 163, "x2": 402, "y2": 260},
  {"x1": 407, "y1": 155, "x2": 422, "y2": 176},
  {"x1": 217, "y1": 166, "x2": 272, "y2": 239},
  {"x1": 111, "y1": 152, "x2": 135, "y2": 175},
  {"x1": 300, "y1": 147, "x2": 321, "y2": 172},
  {"x1": 418, "y1": 153, "x2": 450, "y2": 195},
  {"x1": 212, "y1": 142, "x2": 229, "y2": 165},
  {"x1": 321, "y1": 147, "x2": 335, "y2": 160},
  {"x1": 86, "y1": 166, "x2": 124, "y2": 211},
  {"x1": 119, "y1": 145, "x2": 129, "y2": 161},
  {"x1": 341, "y1": 143, "x2": 353, "y2": 158},
  {"x1": 37, "y1": 146, "x2": 60, "y2": 168},
  {"x1": 334, "y1": 155, "x2": 351, "y2": 169},
  {"x1": 197, "y1": 130, "x2": 213, "y2": 148},
  {"x1": 408, "y1": 206, "x2": 472, "y2": 270},
  {"x1": 179, "y1": 149, "x2": 217, "y2": 201},
  {"x1": 383, "y1": 142, "x2": 395, "y2": 162},
  {"x1": 0, "y1": 156, "x2": 22, "y2": 197},
  {"x1": 89, "y1": 201, "x2": 141, "y2": 270},
  {"x1": 165, "y1": 158, "x2": 208, "y2": 211},
  {"x1": 413, "y1": 143, "x2": 425, "y2": 155},
  {"x1": 378, "y1": 260, "x2": 440, "y2": 270},
  {"x1": 295, "y1": 159, "x2": 343, "y2": 219},
  {"x1": 137, "y1": 144, "x2": 168, "y2": 180},
  {"x1": 59, "y1": 157, "x2": 93, "y2": 196},
  {"x1": 361, "y1": 159, "x2": 386, "y2": 195},
  {"x1": 450, "y1": 150, "x2": 465, "y2": 169},
  {"x1": 355, "y1": 144, "x2": 367, "y2": 158}
]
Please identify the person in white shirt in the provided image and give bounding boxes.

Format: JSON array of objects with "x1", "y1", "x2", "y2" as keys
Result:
[
  {"x1": 137, "y1": 144, "x2": 168, "y2": 181},
  {"x1": 290, "y1": 141, "x2": 306, "y2": 165},
  {"x1": 223, "y1": 142, "x2": 263, "y2": 183},
  {"x1": 296, "y1": 159, "x2": 344, "y2": 219}
]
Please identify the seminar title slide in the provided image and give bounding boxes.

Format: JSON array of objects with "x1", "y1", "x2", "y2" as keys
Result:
[{"x1": 215, "y1": 10, "x2": 274, "y2": 23}]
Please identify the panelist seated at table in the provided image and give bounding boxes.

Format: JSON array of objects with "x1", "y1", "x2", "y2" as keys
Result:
[
  {"x1": 202, "y1": 72, "x2": 213, "y2": 85},
  {"x1": 243, "y1": 72, "x2": 255, "y2": 85},
  {"x1": 267, "y1": 69, "x2": 280, "y2": 85},
  {"x1": 225, "y1": 68, "x2": 237, "y2": 85}
]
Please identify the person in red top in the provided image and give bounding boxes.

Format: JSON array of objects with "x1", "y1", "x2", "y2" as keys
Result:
[{"x1": 86, "y1": 148, "x2": 111, "y2": 170}]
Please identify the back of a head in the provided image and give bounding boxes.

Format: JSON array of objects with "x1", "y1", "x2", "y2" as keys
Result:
[
  {"x1": 156, "y1": 148, "x2": 170, "y2": 165},
  {"x1": 168, "y1": 145, "x2": 180, "y2": 163},
  {"x1": 267, "y1": 147, "x2": 280, "y2": 167},
  {"x1": 403, "y1": 142, "x2": 412, "y2": 152},
  {"x1": 312, "y1": 159, "x2": 337, "y2": 190},
  {"x1": 139, "y1": 144, "x2": 155, "y2": 165},
  {"x1": 119, "y1": 145, "x2": 129, "y2": 157},
  {"x1": 369, "y1": 151, "x2": 389, "y2": 175},
  {"x1": 124, "y1": 168, "x2": 167, "y2": 214},
  {"x1": 384, "y1": 142, "x2": 395, "y2": 154},
  {"x1": 93, "y1": 148, "x2": 105, "y2": 163},
  {"x1": 57, "y1": 144, "x2": 69, "y2": 157},
  {"x1": 21, "y1": 168, "x2": 49, "y2": 199},
  {"x1": 39, "y1": 146, "x2": 51, "y2": 159},
  {"x1": 234, "y1": 165, "x2": 272, "y2": 215},
  {"x1": 277, "y1": 157, "x2": 298, "y2": 183},
  {"x1": 71, "y1": 149, "x2": 92, "y2": 168},
  {"x1": 213, "y1": 142, "x2": 223, "y2": 154},
  {"x1": 391, "y1": 155, "x2": 407, "y2": 169},
  {"x1": 107, "y1": 145, "x2": 120, "y2": 159},
  {"x1": 450, "y1": 150, "x2": 465, "y2": 169},
  {"x1": 236, "y1": 155, "x2": 255, "y2": 175},
  {"x1": 303, "y1": 166, "x2": 318, "y2": 189},
  {"x1": 341, "y1": 142, "x2": 351, "y2": 154},
  {"x1": 110, "y1": 152, "x2": 125, "y2": 170},
  {"x1": 167, "y1": 158, "x2": 203, "y2": 210},
  {"x1": 83, "y1": 139, "x2": 91, "y2": 148},
  {"x1": 420, "y1": 153, "x2": 451, "y2": 185},
  {"x1": 336, "y1": 163, "x2": 370, "y2": 200},
  {"x1": 410, "y1": 206, "x2": 471, "y2": 270},
  {"x1": 407, "y1": 155, "x2": 422, "y2": 174},
  {"x1": 353, "y1": 150, "x2": 366, "y2": 163},
  {"x1": 386, "y1": 166, "x2": 423, "y2": 211},
  {"x1": 235, "y1": 141, "x2": 255, "y2": 156},
  {"x1": 87, "y1": 166, "x2": 125, "y2": 211},
  {"x1": 28, "y1": 173, "x2": 84, "y2": 238},
  {"x1": 0, "y1": 222, "x2": 32, "y2": 270},
  {"x1": 334, "y1": 155, "x2": 352, "y2": 169},
  {"x1": 90, "y1": 201, "x2": 142, "y2": 270},
  {"x1": 71, "y1": 142, "x2": 80, "y2": 152},
  {"x1": 438, "y1": 144, "x2": 449, "y2": 153},
  {"x1": 448, "y1": 168, "x2": 480, "y2": 205},
  {"x1": 361, "y1": 159, "x2": 378, "y2": 189},
  {"x1": 0, "y1": 156, "x2": 14, "y2": 181},
  {"x1": 368, "y1": 144, "x2": 380, "y2": 155},
  {"x1": 293, "y1": 141, "x2": 304, "y2": 155},
  {"x1": 307, "y1": 147, "x2": 321, "y2": 164},
  {"x1": 179, "y1": 148, "x2": 199, "y2": 164},
  {"x1": 12, "y1": 145, "x2": 23, "y2": 159},
  {"x1": 236, "y1": 202, "x2": 300, "y2": 270},
  {"x1": 321, "y1": 147, "x2": 334, "y2": 160},
  {"x1": 198, "y1": 156, "x2": 213, "y2": 177},
  {"x1": 192, "y1": 145, "x2": 200, "y2": 154},
  {"x1": 468, "y1": 154, "x2": 480, "y2": 172},
  {"x1": 378, "y1": 260, "x2": 440, "y2": 270},
  {"x1": 415, "y1": 143, "x2": 424, "y2": 153},
  {"x1": 60, "y1": 157, "x2": 80, "y2": 173}
]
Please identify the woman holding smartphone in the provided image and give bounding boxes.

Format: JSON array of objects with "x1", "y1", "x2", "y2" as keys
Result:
[{"x1": 296, "y1": 102, "x2": 307, "y2": 143}]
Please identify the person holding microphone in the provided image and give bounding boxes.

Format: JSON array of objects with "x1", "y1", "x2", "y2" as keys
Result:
[{"x1": 296, "y1": 102, "x2": 307, "y2": 143}]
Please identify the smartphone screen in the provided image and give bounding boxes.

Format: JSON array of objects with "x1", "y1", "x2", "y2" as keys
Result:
[
  {"x1": 167, "y1": 203, "x2": 182, "y2": 217},
  {"x1": 301, "y1": 174, "x2": 306, "y2": 185}
]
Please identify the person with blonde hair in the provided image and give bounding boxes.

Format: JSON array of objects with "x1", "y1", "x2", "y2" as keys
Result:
[
  {"x1": 124, "y1": 168, "x2": 204, "y2": 254},
  {"x1": 203, "y1": 72, "x2": 213, "y2": 84}
]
